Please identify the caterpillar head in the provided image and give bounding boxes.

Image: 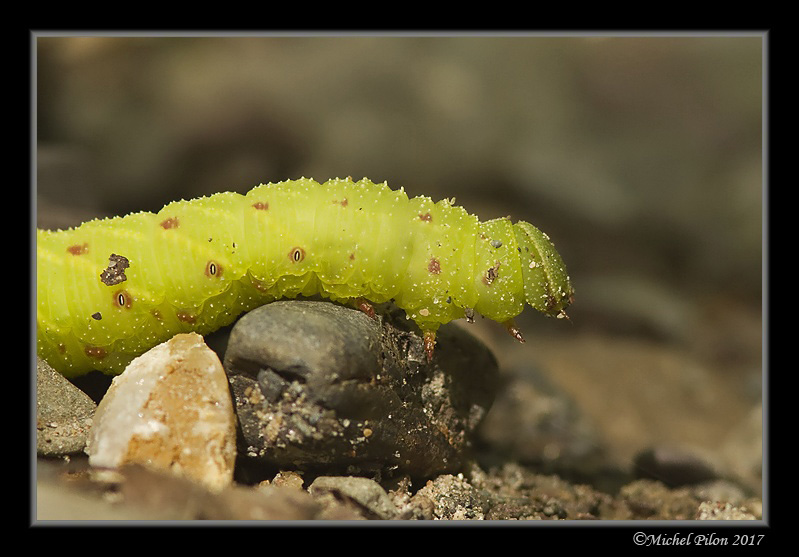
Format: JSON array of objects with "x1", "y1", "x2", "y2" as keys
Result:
[{"x1": 513, "y1": 221, "x2": 574, "y2": 318}]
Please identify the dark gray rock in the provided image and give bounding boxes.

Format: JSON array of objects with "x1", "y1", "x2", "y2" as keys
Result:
[
  {"x1": 37, "y1": 358, "x2": 97, "y2": 456},
  {"x1": 224, "y1": 300, "x2": 498, "y2": 479}
]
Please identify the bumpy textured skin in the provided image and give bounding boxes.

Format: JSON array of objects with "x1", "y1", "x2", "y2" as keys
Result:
[{"x1": 37, "y1": 178, "x2": 573, "y2": 377}]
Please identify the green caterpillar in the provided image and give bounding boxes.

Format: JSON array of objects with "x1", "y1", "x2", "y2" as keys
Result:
[{"x1": 37, "y1": 177, "x2": 574, "y2": 378}]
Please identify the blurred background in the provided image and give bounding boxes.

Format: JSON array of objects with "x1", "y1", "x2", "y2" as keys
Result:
[{"x1": 35, "y1": 34, "x2": 764, "y2": 493}]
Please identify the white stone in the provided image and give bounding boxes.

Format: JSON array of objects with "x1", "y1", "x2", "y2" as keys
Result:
[{"x1": 86, "y1": 333, "x2": 237, "y2": 491}]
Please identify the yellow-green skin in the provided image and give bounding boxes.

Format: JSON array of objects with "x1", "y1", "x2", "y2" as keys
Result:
[{"x1": 37, "y1": 178, "x2": 573, "y2": 377}]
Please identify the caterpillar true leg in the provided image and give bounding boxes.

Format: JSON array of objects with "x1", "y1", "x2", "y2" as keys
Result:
[
  {"x1": 423, "y1": 329, "x2": 437, "y2": 363},
  {"x1": 503, "y1": 319, "x2": 526, "y2": 343},
  {"x1": 355, "y1": 297, "x2": 377, "y2": 320}
]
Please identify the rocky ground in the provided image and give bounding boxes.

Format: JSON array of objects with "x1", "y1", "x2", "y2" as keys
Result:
[
  {"x1": 36, "y1": 455, "x2": 761, "y2": 522},
  {"x1": 35, "y1": 301, "x2": 763, "y2": 524}
]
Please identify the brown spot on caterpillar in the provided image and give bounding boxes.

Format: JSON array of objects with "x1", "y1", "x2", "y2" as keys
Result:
[
  {"x1": 349, "y1": 253, "x2": 355, "y2": 260},
  {"x1": 205, "y1": 260, "x2": 223, "y2": 278},
  {"x1": 99, "y1": 254, "x2": 130, "y2": 286},
  {"x1": 289, "y1": 247, "x2": 306, "y2": 263},
  {"x1": 428, "y1": 258, "x2": 441, "y2": 274},
  {"x1": 483, "y1": 261, "x2": 501, "y2": 286},
  {"x1": 151, "y1": 309, "x2": 162, "y2": 320},
  {"x1": 176, "y1": 311, "x2": 196, "y2": 324},
  {"x1": 419, "y1": 212, "x2": 432, "y2": 222},
  {"x1": 67, "y1": 243, "x2": 89, "y2": 256},
  {"x1": 57, "y1": 343, "x2": 66, "y2": 354},
  {"x1": 160, "y1": 217, "x2": 179, "y2": 229},
  {"x1": 252, "y1": 201, "x2": 269, "y2": 210},
  {"x1": 84, "y1": 345, "x2": 107, "y2": 360},
  {"x1": 91, "y1": 312, "x2": 102, "y2": 320},
  {"x1": 333, "y1": 198, "x2": 348, "y2": 207},
  {"x1": 113, "y1": 289, "x2": 133, "y2": 309}
]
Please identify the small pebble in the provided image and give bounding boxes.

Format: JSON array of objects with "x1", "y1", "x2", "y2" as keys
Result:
[
  {"x1": 266, "y1": 470, "x2": 306, "y2": 490},
  {"x1": 309, "y1": 476, "x2": 399, "y2": 520},
  {"x1": 37, "y1": 358, "x2": 96, "y2": 456},
  {"x1": 411, "y1": 473, "x2": 488, "y2": 520},
  {"x1": 85, "y1": 333, "x2": 237, "y2": 492},
  {"x1": 696, "y1": 500, "x2": 757, "y2": 520}
]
